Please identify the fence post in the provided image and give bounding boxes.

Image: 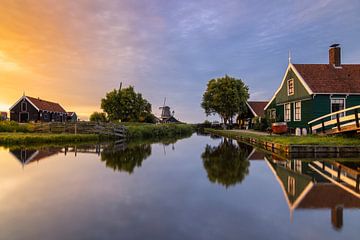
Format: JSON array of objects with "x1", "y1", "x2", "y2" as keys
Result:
[
  {"x1": 309, "y1": 124, "x2": 312, "y2": 134},
  {"x1": 355, "y1": 109, "x2": 360, "y2": 128},
  {"x1": 75, "y1": 123, "x2": 77, "y2": 135},
  {"x1": 336, "y1": 113, "x2": 341, "y2": 131},
  {"x1": 322, "y1": 120, "x2": 325, "y2": 133}
]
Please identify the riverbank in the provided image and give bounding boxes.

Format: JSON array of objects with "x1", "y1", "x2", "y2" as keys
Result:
[
  {"x1": 0, "y1": 133, "x2": 101, "y2": 145},
  {"x1": 206, "y1": 129, "x2": 360, "y2": 146},
  {"x1": 0, "y1": 122, "x2": 195, "y2": 145},
  {"x1": 205, "y1": 128, "x2": 360, "y2": 156},
  {"x1": 125, "y1": 123, "x2": 195, "y2": 139}
]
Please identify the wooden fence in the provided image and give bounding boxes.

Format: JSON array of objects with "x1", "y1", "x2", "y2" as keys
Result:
[
  {"x1": 33, "y1": 122, "x2": 127, "y2": 138},
  {"x1": 308, "y1": 105, "x2": 360, "y2": 135}
]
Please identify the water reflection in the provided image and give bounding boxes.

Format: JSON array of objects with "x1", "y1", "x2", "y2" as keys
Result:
[
  {"x1": 101, "y1": 142, "x2": 151, "y2": 174},
  {"x1": 265, "y1": 155, "x2": 360, "y2": 230},
  {"x1": 201, "y1": 138, "x2": 252, "y2": 187}
]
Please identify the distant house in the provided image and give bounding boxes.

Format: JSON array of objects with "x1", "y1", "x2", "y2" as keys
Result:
[
  {"x1": 0, "y1": 112, "x2": 7, "y2": 121},
  {"x1": 238, "y1": 101, "x2": 268, "y2": 129},
  {"x1": 264, "y1": 44, "x2": 360, "y2": 130},
  {"x1": 9, "y1": 95, "x2": 67, "y2": 122},
  {"x1": 67, "y1": 112, "x2": 78, "y2": 122}
]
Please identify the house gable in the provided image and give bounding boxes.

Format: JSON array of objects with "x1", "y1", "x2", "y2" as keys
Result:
[
  {"x1": 276, "y1": 67, "x2": 312, "y2": 104},
  {"x1": 264, "y1": 64, "x2": 313, "y2": 110}
]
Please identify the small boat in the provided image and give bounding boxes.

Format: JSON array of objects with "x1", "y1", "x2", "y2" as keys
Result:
[{"x1": 272, "y1": 122, "x2": 288, "y2": 134}]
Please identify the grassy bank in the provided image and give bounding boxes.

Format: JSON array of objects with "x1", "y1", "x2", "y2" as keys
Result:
[
  {"x1": 206, "y1": 129, "x2": 360, "y2": 146},
  {"x1": 125, "y1": 123, "x2": 195, "y2": 139},
  {"x1": 0, "y1": 121, "x2": 34, "y2": 132},
  {"x1": 0, "y1": 133, "x2": 101, "y2": 145}
]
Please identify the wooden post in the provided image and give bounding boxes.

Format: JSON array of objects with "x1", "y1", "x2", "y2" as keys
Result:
[
  {"x1": 337, "y1": 166, "x2": 341, "y2": 179},
  {"x1": 322, "y1": 120, "x2": 325, "y2": 133},
  {"x1": 355, "y1": 109, "x2": 360, "y2": 128},
  {"x1": 309, "y1": 124, "x2": 312, "y2": 134},
  {"x1": 75, "y1": 123, "x2": 77, "y2": 135},
  {"x1": 356, "y1": 174, "x2": 360, "y2": 192},
  {"x1": 336, "y1": 113, "x2": 341, "y2": 131}
]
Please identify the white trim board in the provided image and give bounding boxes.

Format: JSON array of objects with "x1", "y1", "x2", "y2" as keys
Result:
[
  {"x1": 9, "y1": 96, "x2": 40, "y2": 111},
  {"x1": 264, "y1": 63, "x2": 313, "y2": 110},
  {"x1": 246, "y1": 102, "x2": 258, "y2": 117}
]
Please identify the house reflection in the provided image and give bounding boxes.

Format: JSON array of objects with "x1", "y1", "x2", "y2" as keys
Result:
[
  {"x1": 265, "y1": 155, "x2": 360, "y2": 230},
  {"x1": 10, "y1": 148, "x2": 62, "y2": 166},
  {"x1": 201, "y1": 139, "x2": 253, "y2": 187}
]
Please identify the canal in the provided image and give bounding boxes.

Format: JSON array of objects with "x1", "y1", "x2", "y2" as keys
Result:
[{"x1": 0, "y1": 134, "x2": 359, "y2": 239}]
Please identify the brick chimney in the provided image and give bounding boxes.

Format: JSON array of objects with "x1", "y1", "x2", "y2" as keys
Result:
[{"x1": 329, "y1": 44, "x2": 341, "y2": 67}]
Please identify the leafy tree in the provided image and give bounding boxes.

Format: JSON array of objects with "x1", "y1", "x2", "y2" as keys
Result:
[
  {"x1": 201, "y1": 75, "x2": 249, "y2": 124},
  {"x1": 201, "y1": 139, "x2": 252, "y2": 187},
  {"x1": 101, "y1": 86, "x2": 152, "y2": 122},
  {"x1": 89, "y1": 112, "x2": 107, "y2": 122}
]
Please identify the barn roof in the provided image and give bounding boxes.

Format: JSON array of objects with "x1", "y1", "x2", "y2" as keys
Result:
[
  {"x1": 26, "y1": 96, "x2": 66, "y2": 112},
  {"x1": 9, "y1": 95, "x2": 67, "y2": 113},
  {"x1": 293, "y1": 64, "x2": 360, "y2": 93},
  {"x1": 247, "y1": 101, "x2": 268, "y2": 117}
]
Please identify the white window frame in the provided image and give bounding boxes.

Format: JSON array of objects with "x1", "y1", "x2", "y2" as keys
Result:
[
  {"x1": 288, "y1": 176, "x2": 296, "y2": 196},
  {"x1": 287, "y1": 79, "x2": 294, "y2": 96},
  {"x1": 269, "y1": 109, "x2": 276, "y2": 121},
  {"x1": 294, "y1": 101, "x2": 301, "y2": 121},
  {"x1": 284, "y1": 103, "x2": 291, "y2": 122},
  {"x1": 330, "y1": 98, "x2": 346, "y2": 120}
]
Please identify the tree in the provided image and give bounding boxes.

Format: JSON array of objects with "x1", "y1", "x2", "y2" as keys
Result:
[
  {"x1": 201, "y1": 139, "x2": 252, "y2": 187},
  {"x1": 201, "y1": 75, "x2": 249, "y2": 124},
  {"x1": 101, "y1": 86, "x2": 153, "y2": 122},
  {"x1": 89, "y1": 112, "x2": 107, "y2": 122}
]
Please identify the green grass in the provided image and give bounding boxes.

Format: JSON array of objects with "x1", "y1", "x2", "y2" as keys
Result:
[
  {"x1": 125, "y1": 123, "x2": 195, "y2": 139},
  {"x1": 206, "y1": 129, "x2": 360, "y2": 146},
  {"x1": 0, "y1": 121, "x2": 34, "y2": 132},
  {"x1": 0, "y1": 133, "x2": 101, "y2": 145}
]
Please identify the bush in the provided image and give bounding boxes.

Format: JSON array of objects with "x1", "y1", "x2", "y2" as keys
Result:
[
  {"x1": 253, "y1": 117, "x2": 269, "y2": 131},
  {"x1": 126, "y1": 123, "x2": 195, "y2": 139},
  {"x1": 0, "y1": 121, "x2": 34, "y2": 132}
]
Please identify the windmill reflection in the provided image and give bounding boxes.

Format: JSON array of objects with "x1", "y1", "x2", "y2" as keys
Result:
[
  {"x1": 265, "y1": 155, "x2": 360, "y2": 230},
  {"x1": 201, "y1": 138, "x2": 253, "y2": 187}
]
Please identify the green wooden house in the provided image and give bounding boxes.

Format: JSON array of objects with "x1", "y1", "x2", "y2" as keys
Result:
[{"x1": 264, "y1": 44, "x2": 360, "y2": 130}]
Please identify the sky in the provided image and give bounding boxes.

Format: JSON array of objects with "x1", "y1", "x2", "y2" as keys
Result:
[{"x1": 1, "y1": 0, "x2": 360, "y2": 122}]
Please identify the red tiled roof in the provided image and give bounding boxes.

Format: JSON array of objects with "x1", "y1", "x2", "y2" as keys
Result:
[
  {"x1": 248, "y1": 101, "x2": 268, "y2": 117},
  {"x1": 293, "y1": 64, "x2": 360, "y2": 93},
  {"x1": 297, "y1": 184, "x2": 360, "y2": 209},
  {"x1": 27, "y1": 96, "x2": 66, "y2": 113}
]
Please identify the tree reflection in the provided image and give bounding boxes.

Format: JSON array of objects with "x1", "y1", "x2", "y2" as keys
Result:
[
  {"x1": 101, "y1": 143, "x2": 151, "y2": 174},
  {"x1": 201, "y1": 139, "x2": 252, "y2": 187}
]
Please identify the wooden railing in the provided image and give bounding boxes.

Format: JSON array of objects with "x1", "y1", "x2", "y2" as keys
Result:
[
  {"x1": 33, "y1": 122, "x2": 127, "y2": 138},
  {"x1": 308, "y1": 105, "x2": 360, "y2": 134}
]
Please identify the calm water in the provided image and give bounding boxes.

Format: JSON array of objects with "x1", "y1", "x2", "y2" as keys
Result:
[{"x1": 0, "y1": 134, "x2": 359, "y2": 240}]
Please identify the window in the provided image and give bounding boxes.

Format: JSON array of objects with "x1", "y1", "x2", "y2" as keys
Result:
[
  {"x1": 269, "y1": 109, "x2": 276, "y2": 120},
  {"x1": 284, "y1": 103, "x2": 291, "y2": 122},
  {"x1": 294, "y1": 101, "x2": 301, "y2": 121},
  {"x1": 331, "y1": 98, "x2": 345, "y2": 119},
  {"x1": 287, "y1": 79, "x2": 294, "y2": 95},
  {"x1": 288, "y1": 177, "x2": 296, "y2": 196},
  {"x1": 21, "y1": 101, "x2": 27, "y2": 111}
]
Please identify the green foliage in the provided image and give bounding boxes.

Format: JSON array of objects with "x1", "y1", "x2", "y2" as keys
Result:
[
  {"x1": 126, "y1": 123, "x2": 195, "y2": 139},
  {"x1": 201, "y1": 75, "x2": 249, "y2": 124},
  {"x1": 0, "y1": 121, "x2": 33, "y2": 132},
  {"x1": 89, "y1": 112, "x2": 107, "y2": 122},
  {"x1": 0, "y1": 133, "x2": 100, "y2": 145},
  {"x1": 252, "y1": 117, "x2": 269, "y2": 131},
  {"x1": 101, "y1": 86, "x2": 152, "y2": 122},
  {"x1": 201, "y1": 139, "x2": 251, "y2": 187}
]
